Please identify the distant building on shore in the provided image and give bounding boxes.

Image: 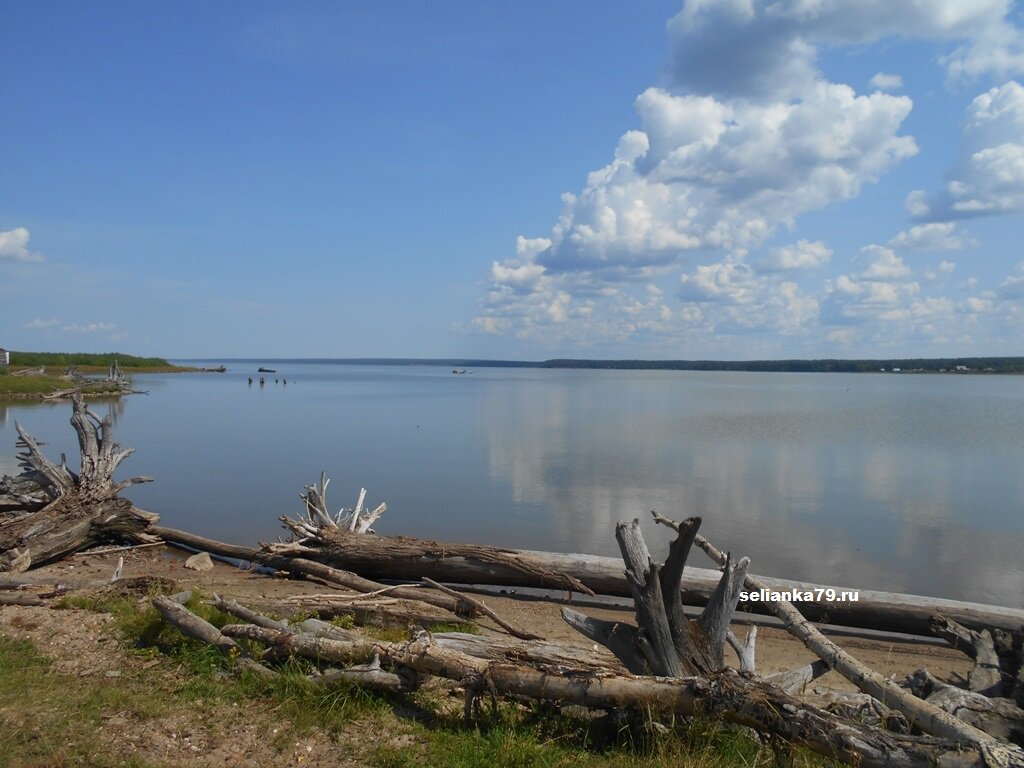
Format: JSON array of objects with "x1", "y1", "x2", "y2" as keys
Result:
[{"x1": 0, "y1": 348, "x2": 8, "y2": 366}]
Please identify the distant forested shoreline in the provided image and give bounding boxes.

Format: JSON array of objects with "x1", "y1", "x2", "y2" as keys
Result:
[
  {"x1": 537, "y1": 357, "x2": 1024, "y2": 373},
  {"x1": 206, "y1": 356, "x2": 1024, "y2": 373}
]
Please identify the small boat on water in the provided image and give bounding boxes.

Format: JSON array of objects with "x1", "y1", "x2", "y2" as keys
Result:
[
  {"x1": 452, "y1": 368, "x2": 467, "y2": 374},
  {"x1": 258, "y1": 367, "x2": 276, "y2": 373}
]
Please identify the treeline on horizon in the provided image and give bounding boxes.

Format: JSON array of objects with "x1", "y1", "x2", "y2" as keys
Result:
[
  {"x1": 247, "y1": 356, "x2": 1024, "y2": 373},
  {"x1": 538, "y1": 357, "x2": 1024, "y2": 373},
  {"x1": 8, "y1": 352, "x2": 171, "y2": 368}
]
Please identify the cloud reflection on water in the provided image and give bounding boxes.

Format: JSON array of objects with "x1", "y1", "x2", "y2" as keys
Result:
[{"x1": 480, "y1": 371, "x2": 1024, "y2": 607}]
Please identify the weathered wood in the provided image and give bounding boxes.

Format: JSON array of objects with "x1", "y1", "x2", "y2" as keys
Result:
[
  {"x1": 767, "y1": 659, "x2": 830, "y2": 694},
  {"x1": 0, "y1": 593, "x2": 44, "y2": 606},
  {"x1": 615, "y1": 519, "x2": 683, "y2": 677},
  {"x1": 812, "y1": 687, "x2": 910, "y2": 733},
  {"x1": 431, "y1": 631, "x2": 624, "y2": 673},
  {"x1": 151, "y1": 595, "x2": 274, "y2": 678},
  {"x1": 295, "y1": 476, "x2": 387, "y2": 536},
  {"x1": 0, "y1": 396, "x2": 157, "y2": 571},
  {"x1": 220, "y1": 623, "x2": 1022, "y2": 768},
  {"x1": 907, "y1": 669, "x2": 1024, "y2": 746},
  {"x1": 573, "y1": 517, "x2": 754, "y2": 678},
  {"x1": 933, "y1": 615, "x2": 1005, "y2": 696},
  {"x1": 314, "y1": 655, "x2": 419, "y2": 693},
  {"x1": 211, "y1": 595, "x2": 292, "y2": 632},
  {"x1": 259, "y1": 526, "x2": 1024, "y2": 638},
  {"x1": 727, "y1": 625, "x2": 757, "y2": 673},
  {"x1": 421, "y1": 578, "x2": 543, "y2": 641},
  {"x1": 267, "y1": 524, "x2": 594, "y2": 596},
  {"x1": 560, "y1": 607, "x2": 645, "y2": 674},
  {"x1": 270, "y1": 594, "x2": 458, "y2": 630},
  {"x1": 691, "y1": 526, "x2": 994, "y2": 747},
  {"x1": 152, "y1": 525, "x2": 473, "y2": 616}
]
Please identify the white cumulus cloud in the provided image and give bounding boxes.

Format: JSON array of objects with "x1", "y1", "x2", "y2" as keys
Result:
[
  {"x1": 0, "y1": 228, "x2": 43, "y2": 263},
  {"x1": 24, "y1": 318, "x2": 59, "y2": 329},
  {"x1": 474, "y1": 1, "x2": 1024, "y2": 351},
  {"x1": 888, "y1": 222, "x2": 976, "y2": 251},
  {"x1": 870, "y1": 72, "x2": 904, "y2": 91},
  {"x1": 919, "y1": 81, "x2": 1024, "y2": 219},
  {"x1": 61, "y1": 322, "x2": 117, "y2": 333},
  {"x1": 756, "y1": 240, "x2": 832, "y2": 272}
]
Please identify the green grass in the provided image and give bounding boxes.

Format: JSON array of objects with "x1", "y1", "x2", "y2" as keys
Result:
[
  {"x1": 371, "y1": 700, "x2": 836, "y2": 768},
  {"x1": 0, "y1": 634, "x2": 169, "y2": 767},
  {"x1": 9, "y1": 351, "x2": 172, "y2": 368},
  {"x1": 19, "y1": 593, "x2": 840, "y2": 768},
  {"x1": 0, "y1": 374, "x2": 125, "y2": 396}
]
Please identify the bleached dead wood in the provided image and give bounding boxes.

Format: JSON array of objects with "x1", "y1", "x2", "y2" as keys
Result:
[
  {"x1": 219, "y1": 622, "x2": 1022, "y2": 768},
  {"x1": 689, "y1": 520, "x2": 994, "y2": 747},
  {"x1": 152, "y1": 525, "x2": 473, "y2": 616},
  {"x1": 258, "y1": 523, "x2": 1024, "y2": 637},
  {"x1": 267, "y1": 524, "x2": 594, "y2": 596},
  {"x1": 0, "y1": 396, "x2": 157, "y2": 572},
  {"x1": 151, "y1": 595, "x2": 274, "y2": 678},
  {"x1": 211, "y1": 595, "x2": 292, "y2": 632},
  {"x1": 296, "y1": 474, "x2": 387, "y2": 536},
  {"x1": 933, "y1": 615, "x2": 1006, "y2": 696},
  {"x1": 421, "y1": 577, "x2": 543, "y2": 641},
  {"x1": 811, "y1": 687, "x2": 910, "y2": 732},
  {"x1": 767, "y1": 659, "x2": 830, "y2": 694},
  {"x1": 727, "y1": 625, "x2": 757, "y2": 673},
  {"x1": 907, "y1": 669, "x2": 1024, "y2": 746},
  {"x1": 583, "y1": 516, "x2": 750, "y2": 676}
]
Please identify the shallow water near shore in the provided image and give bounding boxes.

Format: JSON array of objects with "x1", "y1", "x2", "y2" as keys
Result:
[{"x1": 2, "y1": 362, "x2": 1022, "y2": 607}]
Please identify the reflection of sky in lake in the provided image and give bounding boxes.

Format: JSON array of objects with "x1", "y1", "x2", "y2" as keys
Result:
[{"x1": 2, "y1": 364, "x2": 1022, "y2": 606}]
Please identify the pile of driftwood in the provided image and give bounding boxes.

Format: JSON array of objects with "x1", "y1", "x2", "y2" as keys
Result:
[{"x1": 2, "y1": 398, "x2": 1024, "y2": 768}]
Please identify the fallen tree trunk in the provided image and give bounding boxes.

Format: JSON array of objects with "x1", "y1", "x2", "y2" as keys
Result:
[
  {"x1": 688, "y1": 522, "x2": 994, "y2": 748},
  {"x1": 221, "y1": 623, "x2": 1023, "y2": 768},
  {"x1": 521, "y1": 550, "x2": 1024, "y2": 638},
  {"x1": 933, "y1": 615, "x2": 1006, "y2": 696},
  {"x1": 907, "y1": 669, "x2": 1024, "y2": 746},
  {"x1": 0, "y1": 395, "x2": 157, "y2": 572},
  {"x1": 267, "y1": 524, "x2": 594, "y2": 596},
  {"x1": 152, "y1": 525, "x2": 473, "y2": 616},
  {"x1": 258, "y1": 527, "x2": 1024, "y2": 638}
]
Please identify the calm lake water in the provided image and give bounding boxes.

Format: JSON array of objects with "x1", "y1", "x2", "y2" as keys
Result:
[{"x1": 2, "y1": 362, "x2": 1022, "y2": 607}]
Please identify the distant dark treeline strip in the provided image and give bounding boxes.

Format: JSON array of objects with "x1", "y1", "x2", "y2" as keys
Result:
[
  {"x1": 9, "y1": 352, "x2": 171, "y2": 368},
  {"x1": 539, "y1": 357, "x2": 1024, "y2": 373},
  {"x1": 202, "y1": 356, "x2": 1024, "y2": 373}
]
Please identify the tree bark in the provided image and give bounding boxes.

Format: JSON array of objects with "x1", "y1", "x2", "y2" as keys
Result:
[
  {"x1": 266, "y1": 523, "x2": 594, "y2": 596},
  {"x1": 0, "y1": 396, "x2": 157, "y2": 572},
  {"x1": 253, "y1": 526, "x2": 1024, "y2": 638},
  {"x1": 220, "y1": 623, "x2": 1023, "y2": 768},
  {"x1": 152, "y1": 525, "x2": 474, "y2": 616},
  {"x1": 691, "y1": 525, "x2": 994, "y2": 747}
]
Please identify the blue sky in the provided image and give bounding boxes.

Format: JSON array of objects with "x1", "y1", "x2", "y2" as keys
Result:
[{"x1": 2, "y1": 1, "x2": 1023, "y2": 360}]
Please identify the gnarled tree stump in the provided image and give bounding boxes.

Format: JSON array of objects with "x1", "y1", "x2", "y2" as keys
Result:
[{"x1": 0, "y1": 395, "x2": 157, "y2": 572}]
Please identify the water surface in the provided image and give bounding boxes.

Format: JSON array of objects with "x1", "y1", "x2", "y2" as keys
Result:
[{"x1": 2, "y1": 363, "x2": 1021, "y2": 607}]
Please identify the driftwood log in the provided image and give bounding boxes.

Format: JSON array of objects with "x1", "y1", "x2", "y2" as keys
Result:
[
  {"x1": 220, "y1": 621, "x2": 1023, "y2": 768},
  {"x1": 563, "y1": 517, "x2": 747, "y2": 676},
  {"x1": 0, "y1": 395, "x2": 157, "y2": 572},
  {"x1": 268, "y1": 520, "x2": 594, "y2": 596},
  {"x1": 686, "y1": 519, "x2": 996, "y2": 747},
  {"x1": 256, "y1": 519, "x2": 1024, "y2": 638},
  {"x1": 152, "y1": 525, "x2": 474, "y2": 617}
]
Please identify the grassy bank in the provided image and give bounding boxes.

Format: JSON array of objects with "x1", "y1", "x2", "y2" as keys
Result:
[
  {"x1": 0, "y1": 592, "x2": 837, "y2": 768},
  {"x1": 0, "y1": 351, "x2": 195, "y2": 398},
  {"x1": 9, "y1": 352, "x2": 174, "y2": 368}
]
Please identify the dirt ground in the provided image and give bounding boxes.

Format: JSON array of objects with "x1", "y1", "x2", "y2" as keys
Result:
[{"x1": 0, "y1": 545, "x2": 974, "y2": 766}]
